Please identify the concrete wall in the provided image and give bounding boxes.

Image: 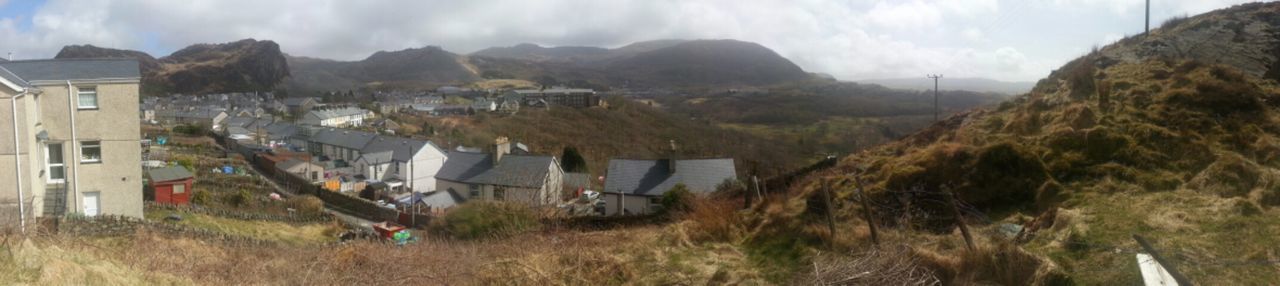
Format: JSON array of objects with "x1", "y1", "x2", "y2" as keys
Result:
[
  {"x1": 0, "y1": 86, "x2": 37, "y2": 228},
  {"x1": 405, "y1": 146, "x2": 445, "y2": 192}
]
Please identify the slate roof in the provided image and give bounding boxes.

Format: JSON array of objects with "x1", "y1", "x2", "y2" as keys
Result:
[
  {"x1": 277, "y1": 158, "x2": 317, "y2": 171},
  {"x1": 417, "y1": 189, "x2": 465, "y2": 209},
  {"x1": 147, "y1": 166, "x2": 194, "y2": 183},
  {"x1": 282, "y1": 97, "x2": 315, "y2": 106},
  {"x1": 0, "y1": 58, "x2": 140, "y2": 87},
  {"x1": 604, "y1": 158, "x2": 737, "y2": 196},
  {"x1": 308, "y1": 128, "x2": 378, "y2": 150},
  {"x1": 435, "y1": 152, "x2": 556, "y2": 189},
  {"x1": 363, "y1": 136, "x2": 441, "y2": 162}
]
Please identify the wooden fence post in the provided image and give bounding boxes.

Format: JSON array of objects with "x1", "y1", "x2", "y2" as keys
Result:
[
  {"x1": 854, "y1": 178, "x2": 879, "y2": 246},
  {"x1": 821, "y1": 178, "x2": 837, "y2": 246},
  {"x1": 1133, "y1": 234, "x2": 1194, "y2": 286},
  {"x1": 946, "y1": 189, "x2": 975, "y2": 252}
]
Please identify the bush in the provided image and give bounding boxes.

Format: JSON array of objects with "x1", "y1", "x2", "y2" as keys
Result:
[
  {"x1": 224, "y1": 189, "x2": 253, "y2": 207},
  {"x1": 191, "y1": 190, "x2": 212, "y2": 205},
  {"x1": 660, "y1": 184, "x2": 695, "y2": 215},
  {"x1": 173, "y1": 124, "x2": 210, "y2": 136},
  {"x1": 287, "y1": 195, "x2": 325, "y2": 216},
  {"x1": 442, "y1": 201, "x2": 540, "y2": 240}
]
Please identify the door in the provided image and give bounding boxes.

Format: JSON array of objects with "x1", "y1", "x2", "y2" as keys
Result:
[{"x1": 83, "y1": 192, "x2": 101, "y2": 216}]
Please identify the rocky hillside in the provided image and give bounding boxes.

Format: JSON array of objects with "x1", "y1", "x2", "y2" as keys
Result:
[
  {"x1": 56, "y1": 39, "x2": 289, "y2": 95},
  {"x1": 742, "y1": 2, "x2": 1280, "y2": 284}
]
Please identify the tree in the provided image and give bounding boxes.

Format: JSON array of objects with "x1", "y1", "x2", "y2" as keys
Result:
[
  {"x1": 561, "y1": 146, "x2": 588, "y2": 173},
  {"x1": 661, "y1": 183, "x2": 695, "y2": 214}
]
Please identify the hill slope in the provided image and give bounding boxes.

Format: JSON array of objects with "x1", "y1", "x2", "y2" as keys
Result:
[
  {"x1": 286, "y1": 46, "x2": 480, "y2": 92},
  {"x1": 736, "y1": 2, "x2": 1280, "y2": 284},
  {"x1": 469, "y1": 39, "x2": 810, "y2": 87},
  {"x1": 55, "y1": 39, "x2": 289, "y2": 95}
]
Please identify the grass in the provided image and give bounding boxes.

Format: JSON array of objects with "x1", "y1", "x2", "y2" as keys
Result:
[{"x1": 144, "y1": 210, "x2": 341, "y2": 245}]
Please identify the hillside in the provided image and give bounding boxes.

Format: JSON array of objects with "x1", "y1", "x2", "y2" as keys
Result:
[
  {"x1": 752, "y1": 2, "x2": 1280, "y2": 284},
  {"x1": 392, "y1": 97, "x2": 813, "y2": 178},
  {"x1": 55, "y1": 39, "x2": 289, "y2": 95},
  {"x1": 469, "y1": 39, "x2": 810, "y2": 87},
  {"x1": 858, "y1": 77, "x2": 1035, "y2": 95},
  {"x1": 286, "y1": 46, "x2": 479, "y2": 93}
]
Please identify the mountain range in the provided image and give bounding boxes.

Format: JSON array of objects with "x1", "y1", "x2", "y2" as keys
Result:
[
  {"x1": 54, "y1": 38, "x2": 814, "y2": 95},
  {"x1": 857, "y1": 77, "x2": 1034, "y2": 95}
]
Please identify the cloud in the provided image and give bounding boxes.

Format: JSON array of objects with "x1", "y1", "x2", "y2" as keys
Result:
[{"x1": 0, "y1": 0, "x2": 1264, "y2": 82}]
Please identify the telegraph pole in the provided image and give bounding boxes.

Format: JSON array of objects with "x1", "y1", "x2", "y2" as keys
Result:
[
  {"x1": 1145, "y1": 0, "x2": 1151, "y2": 33},
  {"x1": 928, "y1": 74, "x2": 943, "y2": 122}
]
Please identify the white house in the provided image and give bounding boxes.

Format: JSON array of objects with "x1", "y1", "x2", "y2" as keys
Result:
[
  {"x1": 303, "y1": 128, "x2": 446, "y2": 192},
  {"x1": 299, "y1": 106, "x2": 373, "y2": 127}
]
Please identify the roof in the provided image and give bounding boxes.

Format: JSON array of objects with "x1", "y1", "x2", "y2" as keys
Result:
[
  {"x1": 435, "y1": 152, "x2": 557, "y2": 188},
  {"x1": 147, "y1": 166, "x2": 194, "y2": 182},
  {"x1": 0, "y1": 58, "x2": 141, "y2": 87},
  {"x1": 277, "y1": 158, "x2": 318, "y2": 171},
  {"x1": 412, "y1": 189, "x2": 466, "y2": 209},
  {"x1": 604, "y1": 158, "x2": 737, "y2": 196},
  {"x1": 362, "y1": 136, "x2": 441, "y2": 162},
  {"x1": 309, "y1": 128, "x2": 378, "y2": 150}
]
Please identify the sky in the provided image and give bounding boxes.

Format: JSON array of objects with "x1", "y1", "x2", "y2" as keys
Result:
[{"x1": 0, "y1": 0, "x2": 1268, "y2": 82}]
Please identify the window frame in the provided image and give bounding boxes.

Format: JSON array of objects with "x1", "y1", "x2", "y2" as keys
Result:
[
  {"x1": 77, "y1": 87, "x2": 99, "y2": 110},
  {"x1": 46, "y1": 143, "x2": 65, "y2": 183},
  {"x1": 493, "y1": 188, "x2": 505, "y2": 201},
  {"x1": 469, "y1": 184, "x2": 480, "y2": 199},
  {"x1": 172, "y1": 184, "x2": 186, "y2": 194},
  {"x1": 80, "y1": 141, "x2": 102, "y2": 164}
]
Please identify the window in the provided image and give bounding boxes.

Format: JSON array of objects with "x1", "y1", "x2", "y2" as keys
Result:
[
  {"x1": 649, "y1": 197, "x2": 661, "y2": 205},
  {"x1": 469, "y1": 184, "x2": 480, "y2": 198},
  {"x1": 494, "y1": 188, "x2": 505, "y2": 201},
  {"x1": 46, "y1": 143, "x2": 65, "y2": 183},
  {"x1": 173, "y1": 184, "x2": 185, "y2": 194},
  {"x1": 80, "y1": 141, "x2": 102, "y2": 163},
  {"x1": 77, "y1": 87, "x2": 98, "y2": 110}
]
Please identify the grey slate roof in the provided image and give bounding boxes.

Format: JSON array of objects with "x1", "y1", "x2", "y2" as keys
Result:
[
  {"x1": 0, "y1": 59, "x2": 141, "y2": 86},
  {"x1": 362, "y1": 136, "x2": 439, "y2": 162},
  {"x1": 604, "y1": 158, "x2": 737, "y2": 196},
  {"x1": 147, "y1": 166, "x2": 194, "y2": 182},
  {"x1": 417, "y1": 189, "x2": 465, "y2": 209},
  {"x1": 435, "y1": 152, "x2": 556, "y2": 189},
  {"x1": 282, "y1": 97, "x2": 315, "y2": 106},
  {"x1": 309, "y1": 128, "x2": 378, "y2": 150}
]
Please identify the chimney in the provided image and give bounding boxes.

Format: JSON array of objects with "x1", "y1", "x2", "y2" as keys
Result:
[
  {"x1": 668, "y1": 139, "x2": 678, "y2": 173},
  {"x1": 494, "y1": 136, "x2": 511, "y2": 165}
]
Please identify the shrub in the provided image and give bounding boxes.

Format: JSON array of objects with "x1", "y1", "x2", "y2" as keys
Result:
[
  {"x1": 442, "y1": 201, "x2": 540, "y2": 240},
  {"x1": 224, "y1": 189, "x2": 253, "y2": 207},
  {"x1": 960, "y1": 141, "x2": 1049, "y2": 209},
  {"x1": 287, "y1": 195, "x2": 325, "y2": 216},
  {"x1": 191, "y1": 190, "x2": 212, "y2": 205},
  {"x1": 660, "y1": 184, "x2": 695, "y2": 215}
]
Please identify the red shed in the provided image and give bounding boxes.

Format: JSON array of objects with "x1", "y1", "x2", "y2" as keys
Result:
[{"x1": 148, "y1": 166, "x2": 195, "y2": 205}]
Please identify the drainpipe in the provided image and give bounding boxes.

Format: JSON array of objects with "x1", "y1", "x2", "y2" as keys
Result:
[
  {"x1": 11, "y1": 89, "x2": 27, "y2": 233},
  {"x1": 66, "y1": 81, "x2": 79, "y2": 214}
]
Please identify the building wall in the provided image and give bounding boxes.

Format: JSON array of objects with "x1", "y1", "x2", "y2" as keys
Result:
[
  {"x1": 0, "y1": 86, "x2": 37, "y2": 227},
  {"x1": 31, "y1": 82, "x2": 144, "y2": 218},
  {"x1": 601, "y1": 193, "x2": 658, "y2": 216},
  {"x1": 436, "y1": 179, "x2": 542, "y2": 206},
  {"x1": 405, "y1": 147, "x2": 446, "y2": 192}
]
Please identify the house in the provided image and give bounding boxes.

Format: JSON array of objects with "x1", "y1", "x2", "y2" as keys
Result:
[
  {"x1": 0, "y1": 59, "x2": 146, "y2": 224},
  {"x1": 601, "y1": 158, "x2": 737, "y2": 216},
  {"x1": 370, "y1": 118, "x2": 401, "y2": 133},
  {"x1": 508, "y1": 88, "x2": 599, "y2": 108},
  {"x1": 401, "y1": 189, "x2": 465, "y2": 215},
  {"x1": 277, "y1": 158, "x2": 324, "y2": 183},
  {"x1": 434, "y1": 137, "x2": 564, "y2": 207},
  {"x1": 470, "y1": 98, "x2": 497, "y2": 112},
  {"x1": 147, "y1": 166, "x2": 194, "y2": 205},
  {"x1": 157, "y1": 108, "x2": 228, "y2": 130},
  {"x1": 300, "y1": 128, "x2": 448, "y2": 192},
  {"x1": 282, "y1": 97, "x2": 317, "y2": 115},
  {"x1": 299, "y1": 106, "x2": 373, "y2": 127}
]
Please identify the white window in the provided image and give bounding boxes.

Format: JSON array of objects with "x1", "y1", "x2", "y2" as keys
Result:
[
  {"x1": 77, "y1": 87, "x2": 98, "y2": 110},
  {"x1": 80, "y1": 141, "x2": 102, "y2": 163},
  {"x1": 173, "y1": 184, "x2": 185, "y2": 194},
  {"x1": 46, "y1": 143, "x2": 65, "y2": 183}
]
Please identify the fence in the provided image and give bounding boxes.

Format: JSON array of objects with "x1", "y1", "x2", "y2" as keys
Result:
[
  {"x1": 762, "y1": 155, "x2": 839, "y2": 193},
  {"x1": 245, "y1": 148, "x2": 430, "y2": 228},
  {"x1": 145, "y1": 202, "x2": 333, "y2": 224},
  {"x1": 58, "y1": 214, "x2": 280, "y2": 247}
]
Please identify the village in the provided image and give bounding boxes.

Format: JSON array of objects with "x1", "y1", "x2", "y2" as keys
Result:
[{"x1": 135, "y1": 83, "x2": 740, "y2": 239}]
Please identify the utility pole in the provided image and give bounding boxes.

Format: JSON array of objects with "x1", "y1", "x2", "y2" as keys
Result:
[
  {"x1": 1145, "y1": 0, "x2": 1151, "y2": 34},
  {"x1": 928, "y1": 74, "x2": 943, "y2": 122}
]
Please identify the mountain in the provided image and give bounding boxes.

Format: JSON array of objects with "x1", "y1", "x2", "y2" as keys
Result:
[
  {"x1": 55, "y1": 39, "x2": 289, "y2": 95},
  {"x1": 469, "y1": 39, "x2": 810, "y2": 87},
  {"x1": 858, "y1": 77, "x2": 1034, "y2": 95},
  {"x1": 286, "y1": 46, "x2": 478, "y2": 92},
  {"x1": 757, "y1": 2, "x2": 1280, "y2": 284}
]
